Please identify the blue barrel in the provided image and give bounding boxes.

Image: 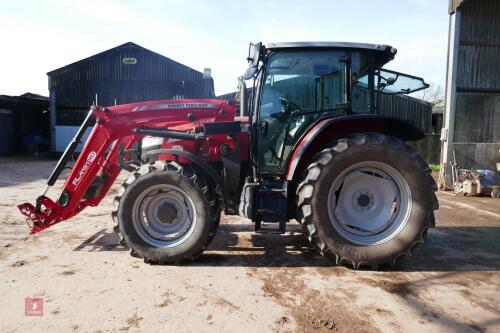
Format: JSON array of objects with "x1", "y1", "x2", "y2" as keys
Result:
[{"x1": 0, "y1": 109, "x2": 15, "y2": 155}]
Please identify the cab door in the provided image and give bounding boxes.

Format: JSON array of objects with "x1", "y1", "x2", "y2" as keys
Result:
[{"x1": 256, "y1": 50, "x2": 346, "y2": 175}]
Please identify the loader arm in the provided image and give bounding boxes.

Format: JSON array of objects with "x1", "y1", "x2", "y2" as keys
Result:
[{"x1": 18, "y1": 100, "x2": 233, "y2": 234}]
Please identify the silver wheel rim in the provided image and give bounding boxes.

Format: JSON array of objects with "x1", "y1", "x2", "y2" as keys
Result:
[
  {"x1": 132, "y1": 184, "x2": 196, "y2": 248},
  {"x1": 327, "y1": 161, "x2": 412, "y2": 246}
]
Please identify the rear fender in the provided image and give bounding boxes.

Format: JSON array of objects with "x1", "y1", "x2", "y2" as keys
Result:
[{"x1": 285, "y1": 114, "x2": 424, "y2": 181}]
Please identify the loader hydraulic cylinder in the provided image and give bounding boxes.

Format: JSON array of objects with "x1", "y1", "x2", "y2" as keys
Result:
[{"x1": 47, "y1": 108, "x2": 95, "y2": 186}]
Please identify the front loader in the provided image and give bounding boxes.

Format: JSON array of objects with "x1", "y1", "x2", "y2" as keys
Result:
[{"x1": 19, "y1": 41, "x2": 438, "y2": 269}]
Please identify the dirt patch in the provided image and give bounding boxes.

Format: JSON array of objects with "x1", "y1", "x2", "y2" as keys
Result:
[
  {"x1": 214, "y1": 297, "x2": 240, "y2": 312},
  {"x1": 62, "y1": 233, "x2": 86, "y2": 243},
  {"x1": 156, "y1": 291, "x2": 173, "y2": 308},
  {"x1": 374, "y1": 308, "x2": 394, "y2": 316},
  {"x1": 459, "y1": 289, "x2": 500, "y2": 315},
  {"x1": 120, "y1": 312, "x2": 143, "y2": 331},
  {"x1": 358, "y1": 277, "x2": 415, "y2": 297},
  {"x1": 316, "y1": 266, "x2": 349, "y2": 278},
  {"x1": 11, "y1": 260, "x2": 27, "y2": 267},
  {"x1": 275, "y1": 316, "x2": 291, "y2": 328},
  {"x1": 61, "y1": 269, "x2": 78, "y2": 276},
  {"x1": 257, "y1": 269, "x2": 379, "y2": 333}
]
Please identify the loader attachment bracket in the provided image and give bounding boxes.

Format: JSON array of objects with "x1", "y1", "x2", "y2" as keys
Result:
[{"x1": 18, "y1": 196, "x2": 59, "y2": 234}]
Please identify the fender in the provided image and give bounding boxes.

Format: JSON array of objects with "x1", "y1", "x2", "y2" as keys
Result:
[
  {"x1": 285, "y1": 114, "x2": 424, "y2": 181},
  {"x1": 142, "y1": 148, "x2": 225, "y2": 202}
]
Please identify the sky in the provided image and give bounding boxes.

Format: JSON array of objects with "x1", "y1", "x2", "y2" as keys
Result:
[{"x1": 0, "y1": 0, "x2": 449, "y2": 97}]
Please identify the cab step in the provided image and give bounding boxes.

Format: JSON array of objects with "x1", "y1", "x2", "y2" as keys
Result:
[
  {"x1": 255, "y1": 220, "x2": 286, "y2": 234},
  {"x1": 254, "y1": 179, "x2": 288, "y2": 234}
]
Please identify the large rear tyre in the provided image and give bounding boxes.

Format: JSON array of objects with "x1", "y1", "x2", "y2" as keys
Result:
[
  {"x1": 297, "y1": 133, "x2": 438, "y2": 269},
  {"x1": 112, "y1": 161, "x2": 221, "y2": 264}
]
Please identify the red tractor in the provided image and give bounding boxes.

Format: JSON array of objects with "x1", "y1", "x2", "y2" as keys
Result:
[{"x1": 19, "y1": 42, "x2": 438, "y2": 269}]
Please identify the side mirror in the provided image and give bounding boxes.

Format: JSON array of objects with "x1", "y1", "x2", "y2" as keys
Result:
[
  {"x1": 243, "y1": 42, "x2": 262, "y2": 80},
  {"x1": 247, "y1": 42, "x2": 262, "y2": 67}
]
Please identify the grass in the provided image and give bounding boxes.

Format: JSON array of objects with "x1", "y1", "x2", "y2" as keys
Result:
[{"x1": 429, "y1": 164, "x2": 440, "y2": 173}]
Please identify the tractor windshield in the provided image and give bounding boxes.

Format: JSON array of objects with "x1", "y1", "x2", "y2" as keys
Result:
[{"x1": 256, "y1": 50, "x2": 349, "y2": 173}]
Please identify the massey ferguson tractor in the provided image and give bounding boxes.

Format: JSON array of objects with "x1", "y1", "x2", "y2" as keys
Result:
[{"x1": 19, "y1": 42, "x2": 438, "y2": 269}]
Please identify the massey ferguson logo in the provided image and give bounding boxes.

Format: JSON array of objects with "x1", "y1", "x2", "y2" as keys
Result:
[{"x1": 72, "y1": 151, "x2": 97, "y2": 186}]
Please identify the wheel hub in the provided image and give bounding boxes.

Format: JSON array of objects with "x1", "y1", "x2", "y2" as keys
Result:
[
  {"x1": 353, "y1": 190, "x2": 374, "y2": 211},
  {"x1": 327, "y1": 162, "x2": 412, "y2": 246},
  {"x1": 132, "y1": 185, "x2": 197, "y2": 248},
  {"x1": 156, "y1": 201, "x2": 180, "y2": 226}
]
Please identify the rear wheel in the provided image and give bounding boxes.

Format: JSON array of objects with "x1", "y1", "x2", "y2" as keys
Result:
[
  {"x1": 112, "y1": 161, "x2": 220, "y2": 264},
  {"x1": 297, "y1": 133, "x2": 438, "y2": 269}
]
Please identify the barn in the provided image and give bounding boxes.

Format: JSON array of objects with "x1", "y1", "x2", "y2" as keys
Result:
[
  {"x1": 0, "y1": 93, "x2": 49, "y2": 155},
  {"x1": 48, "y1": 42, "x2": 214, "y2": 152},
  {"x1": 441, "y1": 0, "x2": 500, "y2": 185}
]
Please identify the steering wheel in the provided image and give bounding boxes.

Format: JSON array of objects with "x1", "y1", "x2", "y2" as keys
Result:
[{"x1": 280, "y1": 97, "x2": 303, "y2": 114}]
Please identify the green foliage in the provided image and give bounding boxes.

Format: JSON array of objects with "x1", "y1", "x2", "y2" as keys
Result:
[{"x1": 429, "y1": 164, "x2": 440, "y2": 172}]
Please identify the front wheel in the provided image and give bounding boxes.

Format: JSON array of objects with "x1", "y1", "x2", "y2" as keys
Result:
[
  {"x1": 297, "y1": 133, "x2": 438, "y2": 269},
  {"x1": 112, "y1": 161, "x2": 220, "y2": 264}
]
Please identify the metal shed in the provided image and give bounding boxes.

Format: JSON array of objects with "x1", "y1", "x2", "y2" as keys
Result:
[
  {"x1": 0, "y1": 93, "x2": 49, "y2": 155},
  {"x1": 441, "y1": 0, "x2": 500, "y2": 185},
  {"x1": 48, "y1": 42, "x2": 215, "y2": 152}
]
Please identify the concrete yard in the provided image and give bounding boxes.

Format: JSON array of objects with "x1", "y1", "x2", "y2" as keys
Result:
[{"x1": 0, "y1": 157, "x2": 499, "y2": 333}]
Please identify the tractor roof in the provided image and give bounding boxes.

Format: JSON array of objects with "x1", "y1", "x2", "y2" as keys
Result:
[{"x1": 265, "y1": 41, "x2": 397, "y2": 65}]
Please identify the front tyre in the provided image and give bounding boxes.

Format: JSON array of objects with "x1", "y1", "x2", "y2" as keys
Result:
[
  {"x1": 112, "y1": 161, "x2": 220, "y2": 264},
  {"x1": 297, "y1": 133, "x2": 438, "y2": 269}
]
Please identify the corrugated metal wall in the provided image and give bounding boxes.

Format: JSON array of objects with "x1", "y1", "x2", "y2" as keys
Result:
[
  {"x1": 376, "y1": 93, "x2": 432, "y2": 133},
  {"x1": 49, "y1": 42, "x2": 214, "y2": 125},
  {"x1": 457, "y1": 0, "x2": 500, "y2": 91},
  {"x1": 452, "y1": 0, "x2": 500, "y2": 170}
]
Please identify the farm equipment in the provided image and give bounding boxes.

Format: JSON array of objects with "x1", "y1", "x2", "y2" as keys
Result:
[
  {"x1": 450, "y1": 150, "x2": 500, "y2": 198},
  {"x1": 18, "y1": 42, "x2": 438, "y2": 268}
]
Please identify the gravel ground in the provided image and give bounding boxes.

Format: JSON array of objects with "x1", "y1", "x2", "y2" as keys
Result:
[{"x1": 0, "y1": 157, "x2": 499, "y2": 333}]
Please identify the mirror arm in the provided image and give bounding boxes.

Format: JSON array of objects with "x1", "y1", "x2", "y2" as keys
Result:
[{"x1": 237, "y1": 76, "x2": 246, "y2": 117}]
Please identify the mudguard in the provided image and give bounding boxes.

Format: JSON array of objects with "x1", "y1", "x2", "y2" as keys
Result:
[{"x1": 286, "y1": 114, "x2": 424, "y2": 181}]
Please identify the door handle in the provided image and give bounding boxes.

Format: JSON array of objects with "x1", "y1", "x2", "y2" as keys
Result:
[{"x1": 259, "y1": 121, "x2": 268, "y2": 137}]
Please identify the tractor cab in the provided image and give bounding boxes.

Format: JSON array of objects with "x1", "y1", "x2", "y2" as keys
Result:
[{"x1": 240, "y1": 42, "x2": 428, "y2": 176}]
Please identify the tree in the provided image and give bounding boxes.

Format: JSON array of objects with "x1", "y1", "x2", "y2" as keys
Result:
[{"x1": 414, "y1": 83, "x2": 445, "y2": 113}]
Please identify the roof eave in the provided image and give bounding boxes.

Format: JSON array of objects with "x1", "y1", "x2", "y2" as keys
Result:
[{"x1": 449, "y1": 0, "x2": 466, "y2": 14}]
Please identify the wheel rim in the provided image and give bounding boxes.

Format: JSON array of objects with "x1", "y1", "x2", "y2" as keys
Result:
[
  {"x1": 327, "y1": 161, "x2": 412, "y2": 246},
  {"x1": 132, "y1": 184, "x2": 196, "y2": 248}
]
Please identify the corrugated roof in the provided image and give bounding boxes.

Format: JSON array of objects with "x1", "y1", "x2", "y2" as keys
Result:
[
  {"x1": 47, "y1": 42, "x2": 203, "y2": 77},
  {"x1": 0, "y1": 93, "x2": 49, "y2": 104},
  {"x1": 449, "y1": 0, "x2": 466, "y2": 13}
]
